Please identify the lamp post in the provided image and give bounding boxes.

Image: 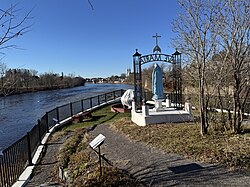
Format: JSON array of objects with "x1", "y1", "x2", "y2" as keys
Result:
[
  {"x1": 172, "y1": 49, "x2": 182, "y2": 109},
  {"x1": 133, "y1": 49, "x2": 142, "y2": 111}
]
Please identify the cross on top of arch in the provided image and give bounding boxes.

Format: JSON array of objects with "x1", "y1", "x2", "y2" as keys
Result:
[
  {"x1": 153, "y1": 33, "x2": 161, "y2": 46},
  {"x1": 152, "y1": 33, "x2": 161, "y2": 53}
]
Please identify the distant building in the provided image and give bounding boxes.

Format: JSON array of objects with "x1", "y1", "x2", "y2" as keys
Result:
[
  {"x1": 98, "y1": 78, "x2": 108, "y2": 83},
  {"x1": 126, "y1": 67, "x2": 131, "y2": 77}
]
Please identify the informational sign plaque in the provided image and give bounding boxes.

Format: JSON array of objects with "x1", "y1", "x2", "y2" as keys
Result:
[{"x1": 89, "y1": 134, "x2": 106, "y2": 149}]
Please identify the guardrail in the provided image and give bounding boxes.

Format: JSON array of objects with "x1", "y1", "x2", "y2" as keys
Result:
[{"x1": 0, "y1": 89, "x2": 124, "y2": 187}]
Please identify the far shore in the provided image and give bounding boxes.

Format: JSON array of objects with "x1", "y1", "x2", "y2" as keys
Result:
[{"x1": 0, "y1": 84, "x2": 85, "y2": 97}]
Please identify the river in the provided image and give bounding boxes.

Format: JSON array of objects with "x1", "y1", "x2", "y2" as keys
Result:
[{"x1": 0, "y1": 83, "x2": 132, "y2": 151}]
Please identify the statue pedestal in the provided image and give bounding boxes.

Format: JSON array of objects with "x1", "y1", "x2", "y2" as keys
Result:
[{"x1": 153, "y1": 99, "x2": 164, "y2": 112}]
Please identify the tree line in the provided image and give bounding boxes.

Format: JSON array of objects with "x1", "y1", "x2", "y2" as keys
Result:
[
  {"x1": 0, "y1": 4, "x2": 85, "y2": 97},
  {"x1": 174, "y1": 0, "x2": 249, "y2": 135},
  {"x1": 0, "y1": 62, "x2": 85, "y2": 96}
]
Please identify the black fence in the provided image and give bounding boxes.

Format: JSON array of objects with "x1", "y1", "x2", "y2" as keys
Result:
[{"x1": 0, "y1": 89, "x2": 124, "y2": 187}]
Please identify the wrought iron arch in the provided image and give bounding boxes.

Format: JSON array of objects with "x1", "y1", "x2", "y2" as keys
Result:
[
  {"x1": 133, "y1": 49, "x2": 182, "y2": 112},
  {"x1": 140, "y1": 54, "x2": 174, "y2": 65}
]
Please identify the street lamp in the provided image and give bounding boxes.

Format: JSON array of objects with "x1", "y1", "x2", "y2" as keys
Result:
[
  {"x1": 133, "y1": 49, "x2": 142, "y2": 111},
  {"x1": 172, "y1": 49, "x2": 182, "y2": 109}
]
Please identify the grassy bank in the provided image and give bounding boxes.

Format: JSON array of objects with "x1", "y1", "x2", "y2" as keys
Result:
[
  {"x1": 57, "y1": 104, "x2": 249, "y2": 186},
  {"x1": 56, "y1": 105, "x2": 142, "y2": 186},
  {"x1": 111, "y1": 118, "x2": 250, "y2": 172},
  {"x1": 55, "y1": 127, "x2": 143, "y2": 186},
  {"x1": 63, "y1": 104, "x2": 131, "y2": 130}
]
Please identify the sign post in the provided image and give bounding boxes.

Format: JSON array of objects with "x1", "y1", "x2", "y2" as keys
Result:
[{"x1": 89, "y1": 134, "x2": 106, "y2": 177}]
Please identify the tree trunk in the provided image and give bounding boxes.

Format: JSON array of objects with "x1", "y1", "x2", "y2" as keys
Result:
[
  {"x1": 232, "y1": 71, "x2": 244, "y2": 133},
  {"x1": 199, "y1": 65, "x2": 207, "y2": 135},
  {"x1": 200, "y1": 99, "x2": 207, "y2": 135}
]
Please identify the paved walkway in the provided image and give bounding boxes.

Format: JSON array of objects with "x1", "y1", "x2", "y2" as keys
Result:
[
  {"x1": 90, "y1": 124, "x2": 250, "y2": 187},
  {"x1": 26, "y1": 124, "x2": 250, "y2": 186},
  {"x1": 26, "y1": 133, "x2": 71, "y2": 187}
]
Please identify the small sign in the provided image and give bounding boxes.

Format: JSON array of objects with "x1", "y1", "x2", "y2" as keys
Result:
[{"x1": 89, "y1": 134, "x2": 106, "y2": 149}]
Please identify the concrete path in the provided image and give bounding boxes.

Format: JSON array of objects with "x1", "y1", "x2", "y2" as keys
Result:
[
  {"x1": 25, "y1": 133, "x2": 71, "y2": 187},
  {"x1": 90, "y1": 124, "x2": 250, "y2": 187}
]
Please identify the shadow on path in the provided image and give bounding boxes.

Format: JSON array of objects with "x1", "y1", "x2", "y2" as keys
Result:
[{"x1": 89, "y1": 124, "x2": 250, "y2": 187}]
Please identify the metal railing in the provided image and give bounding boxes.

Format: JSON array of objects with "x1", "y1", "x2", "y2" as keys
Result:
[{"x1": 0, "y1": 89, "x2": 124, "y2": 187}]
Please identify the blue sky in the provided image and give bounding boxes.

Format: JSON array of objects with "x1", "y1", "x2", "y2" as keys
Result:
[{"x1": 1, "y1": 0, "x2": 180, "y2": 78}]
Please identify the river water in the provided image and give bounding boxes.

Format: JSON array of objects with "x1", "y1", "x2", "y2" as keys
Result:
[{"x1": 0, "y1": 83, "x2": 132, "y2": 151}]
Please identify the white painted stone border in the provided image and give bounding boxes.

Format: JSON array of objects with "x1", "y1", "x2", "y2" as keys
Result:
[{"x1": 12, "y1": 98, "x2": 120, "y2": 187}]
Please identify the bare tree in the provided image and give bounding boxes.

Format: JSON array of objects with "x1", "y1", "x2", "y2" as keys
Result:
[
  {"x1": 0, "y1": 3, "x2": 32, "y2": 55},
  {"x1": 0, "y1": 61, "x2": 7, "y2": 94},
  {"x1": 0, "y1": 67, "x2": 17, "y2": 96},
  {"x1": 214, "y1": 0, "x2": 250, "y2": 133},
  {"x1": 173, "y1": 0, "x2": 220, "y2": 135},
  {"x1": 174, "y1": 0, "x2": 249, "y2": 134},
  {"x1": 142, "y1": 65, "x2": 154, "y2": 90},
  {"x1": 87, "y1": 0, "x2": 94, "y2": 10}
]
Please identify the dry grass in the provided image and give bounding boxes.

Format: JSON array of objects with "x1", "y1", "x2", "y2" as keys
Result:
[
  {"x1": 49, "y1": 130, "x2": 70, "y2": 142},
  {"x1": 57, "y1": 128, "x2": 87, "y2": 169},
  {"x1": 110, "y1": 117, "x2": 250, "y2": 171},
  {"x1": 57, "y1": 127, "x2": 143, "y2": 187},
  {"x1": 81, "y1": 166, "x2": 144, "y2": 187}
]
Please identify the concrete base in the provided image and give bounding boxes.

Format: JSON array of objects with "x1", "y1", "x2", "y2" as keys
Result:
[
  {"x1": 131, "y1": 107, "x2": 193, "y2": 126},
  {"x1": 152, "y1": 99, "x2": 164, "y2": 111}
]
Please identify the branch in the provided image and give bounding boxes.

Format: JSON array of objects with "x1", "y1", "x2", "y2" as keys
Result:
[
  {"x1": 88, "y1": 0, "x2": 94, "y2": 10},
  {"x1": 0, "y1": 4, "x2": 33, "y2": 54}
]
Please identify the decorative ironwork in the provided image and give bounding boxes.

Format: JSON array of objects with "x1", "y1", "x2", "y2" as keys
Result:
[
  {"x1": 133, "y1": 34, "x2": 182, "y2": 112},
  {"x1": 140, "y1": 54, "x2": 174, "y2": 65}
]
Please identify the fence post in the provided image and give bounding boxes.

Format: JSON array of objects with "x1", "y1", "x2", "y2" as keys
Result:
[
  {"x1": 46, "y1": 112, "x2": 49, "y2": 132},
  {"x1": 90, "y1": 97, "x2": 93, "y2": 108},
  {"x1": 81, "y1": 99, "x2": 84, "y2": 112},
  {"x1": 7, "y1": 148, "x2": 14, "y2": 184},
  {"x1": 2, "y1": 154, "x2": 10, "y2": 187},
  {"x1": 105, "y1": 93, "x2": 107, "y2": 103},
  {"x1": 0, "y1": 157, "x2": 4, "y2": 187},
  {"x1": 56, "y1": 107, "x2": 60, "y2": 122},
  {"x1": 37, "y1": 120, "x2": 42, "y2": 144},
  {"x1": 98, "y1": 95, "x2": 100, "y2": 105},
  {"x1": 12, "y1": 145, "x2": 19, "y2": 183},
  {"x1": 70, "y1": 103, "x2": 73, "y2": 116},
  {"x1": 26, "y1": 132, "x2": 33, "y2": 166},
  {"x1": 113, "y1": 91, "x2": 116, "y2": 100}
]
